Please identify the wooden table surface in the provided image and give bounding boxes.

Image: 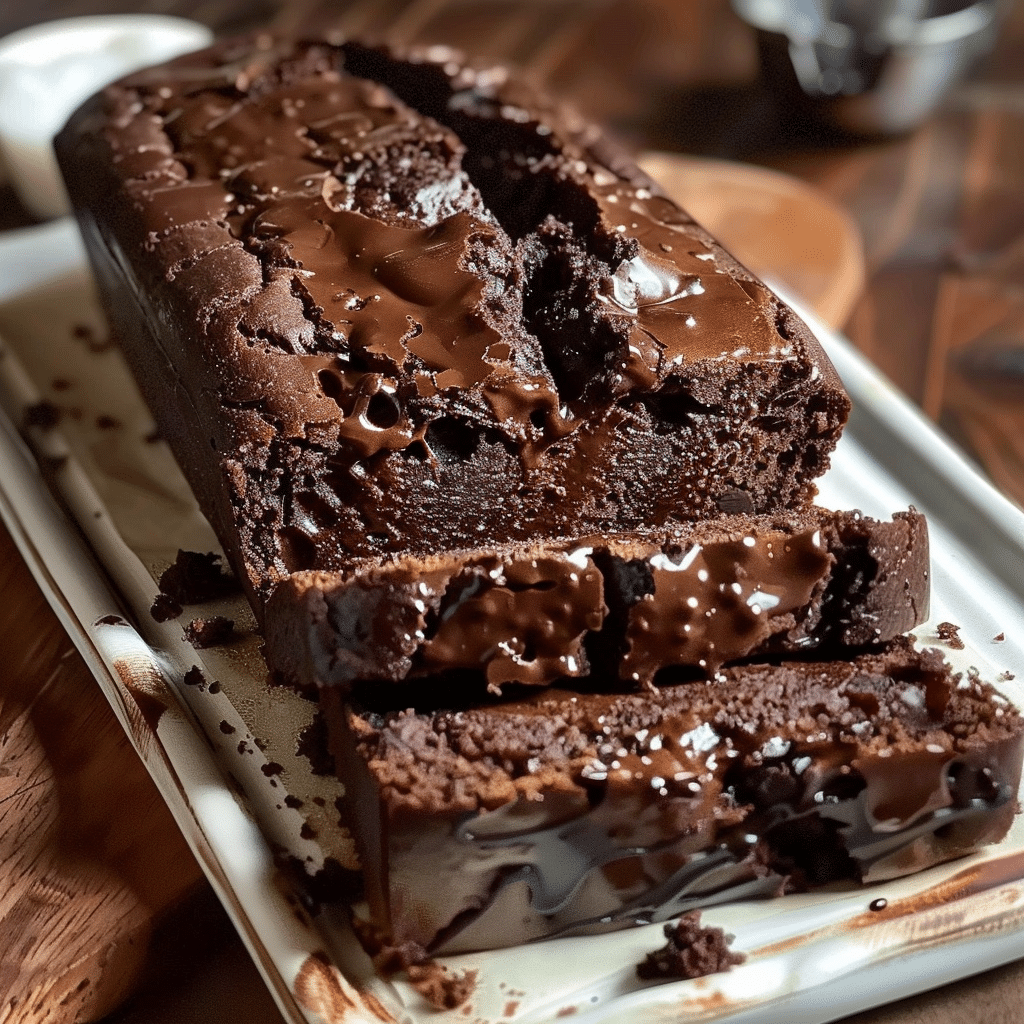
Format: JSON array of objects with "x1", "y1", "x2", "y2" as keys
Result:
[{"x1": 2, "y1": 1, "x2": 1023, "y2": 1022}]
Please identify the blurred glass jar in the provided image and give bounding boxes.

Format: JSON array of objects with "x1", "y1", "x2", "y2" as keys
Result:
[{"x1": 732, "y1": 0, "x2": 1005, "y2": 135}]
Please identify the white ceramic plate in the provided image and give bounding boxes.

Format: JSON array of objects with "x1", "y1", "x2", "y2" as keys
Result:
[{"x1": 1, "y1": 216, "x2": 1023, "y2": 1024}]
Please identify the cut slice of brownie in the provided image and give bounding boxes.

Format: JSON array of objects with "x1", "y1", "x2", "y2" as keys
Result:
[
  {"x1": 54, "y1": 36, "x2": 849, "y2": 635},
  {"x1": 328, "y1": 641, "x2": 1024, "y2": 955},
  {"x1": 265, "y1": 507, "x2": 928, "y2": 694}
]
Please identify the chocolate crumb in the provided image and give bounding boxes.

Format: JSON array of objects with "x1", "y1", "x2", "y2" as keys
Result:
[
  {"x1": 636, "y1": 911, "x2": 744, "y2": 982},
  {"x1": 994, "y1": 633, "x2": 1006, "y2": 642},
  {"x1": 183, "y1": 666, "x2": 206, "y2": 688},
  {"x1": 219, "y1": 720, "x2": 235, "y2": 734},
  {"x1": 72, "y1": 322, "x2": 114, "y2": 352},
  {"x1": 150, "y1": 592, "x2": 183, "y2": 622},
  {"x1": 1000, "y1": 671, "x2": 1016, "y2": 681},
  {"x1": 24, "y1": 401, "x2": 60, "y2": 429},
  {"x1": 209, "y1": 679, "x2": 222, "y2": 694},
  {"x1": 184, "y1": 615, "x2": 235, "y2": 648},
  {"x1": 95, "y1": 614, "x2": 127, "y2": 626},
  {"x1": 261, "y1": 761, "x2": 284, "y2": 777},
  {"x1": 285, "y1": 794, "x2": 303, "y2": 809},
  {"x1": 158, "y1": 549, "x2": 237, "y2": 604},
  {"x1": 406, "y1": 962, "x2": 477, "y2": 1010},
  {"x1": 300, "y1": 822, "x2": 317, "y2": 840},
  {"x1": 936, "y1": 621, "x2": 965, "y2": 649},
  {"x1": 96, "y1": 414, "x2": 121, "y2": 430}
]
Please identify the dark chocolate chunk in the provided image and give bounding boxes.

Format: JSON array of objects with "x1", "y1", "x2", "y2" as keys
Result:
[
  {"x1": 150, "y1": 592, "x2": 183, "y2": 622},
  {"x1": 24, "y1": 401, "x2": 60, "y2": 429},
  {"x1": 158, "y1": 550, "x2": 237, "y2": 605}
]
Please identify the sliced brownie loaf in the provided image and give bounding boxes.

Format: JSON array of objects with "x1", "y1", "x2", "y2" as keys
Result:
[
  {"x1": 329, "y1": 641, "x2": 1024, "y2": 954},
  {"x1": 54, "y1": 35, "x2": 850, "y2": 626},
  {"x1": 265, "y1": 507, "x2": 929, "y2": 694}
]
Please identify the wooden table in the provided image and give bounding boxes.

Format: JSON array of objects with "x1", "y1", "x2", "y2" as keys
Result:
[{"x1": 1, "y1": 2, "x2": 1023, "y2": 1022}]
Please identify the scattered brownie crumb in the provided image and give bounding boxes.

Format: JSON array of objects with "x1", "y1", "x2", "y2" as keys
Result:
[
  {"x1": 300, "y1": 822, "x2": 317, "y2": 840},
  {"x1": 285, "y1": 794, "x2": 303, "y2": 809},
  {"x1": 994, "y1": 633, "x2": 1006, "y2": 642},
  {"x1": 150, "y1": 592, "x2": 183, "y2": 622},
  {"x1": 24, "y1": 401, "x2": 60, "y2": 429},
  {"x1": 261, "y1": 761, "x2": 284, "y2": 778},
  {"x1": 183, "y1": 665, "x2": 206, "y2": 688},
  {"x1": 636, "y1": 912, "x2": 745, "y2": 982},
  {"x1": 407, "y1": 962, "x2": 477, "y2": 1010},
  {"x1": 936, "y1": 621, "x2": 965, "y2": 649},
  {"x1": 184, "y1": 615, "x2": 235, "y2": 648},
  {"x1": 158, "y1": 549, "x2": 237, "y2": 604},
  {"x1": 72, "y1": 322, "x2": 114, "y2": 352},
  {"x1": 1000, "y1": 671, "x2": 1016, "y2": 681},
  {"x1": 367, "y1": 938, "x2": 476, "y2": 1010},
  {"x1": 96, "y1": 414, "x2": 121, "y2": 430},
  {"x1": 51, "y1": 378, "x2": 71, "y2": 391},
  {"x1": 219, "y1": 720, "x2": 235, "y2": 734},
  {"x1": 95, "y1": 614, "x2": 128, "y2": 627},
  {"x1": 209, "y1": 679, "x2": 222, "y2": 694}
]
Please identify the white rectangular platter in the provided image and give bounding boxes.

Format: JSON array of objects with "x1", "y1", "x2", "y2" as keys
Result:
[{"x1": 1, "y1": 216, "x2": 1023, "y2": 1024}]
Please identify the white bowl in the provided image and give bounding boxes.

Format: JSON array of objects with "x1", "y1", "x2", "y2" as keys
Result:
[{"x1": 0, "y1": 15, "x2": 213, "y2": 221}]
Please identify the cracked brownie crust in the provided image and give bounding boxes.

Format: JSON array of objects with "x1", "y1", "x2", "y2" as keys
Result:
[{"x1": 55, "y1": 35, "x2": 849, "y2": 622}]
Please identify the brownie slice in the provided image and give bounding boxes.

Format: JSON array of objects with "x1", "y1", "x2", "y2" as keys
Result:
[
  {"x1": 54, "y1": 35, "x2": 849, "y2": 631},
  {"x1": 328, "y1": 641, "x2": 1024, "y2": 955},
  {"x1": 266, "y1": 507, "x2": 929, "y2": 694}
]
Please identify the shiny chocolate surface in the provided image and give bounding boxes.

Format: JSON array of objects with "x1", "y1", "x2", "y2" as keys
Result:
[{"x1": 339, "y1": 644, "x2": 1024, "y2": 954}]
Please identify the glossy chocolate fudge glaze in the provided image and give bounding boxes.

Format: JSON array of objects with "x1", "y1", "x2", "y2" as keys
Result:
[
  {"x1": 329, "y1": 641, "x2": 1024, "y2": 954},
  {"x1": 266, "y1": 508, "x2": 928, "y2": 693},
  {"x1": 55, "y1": 36, "x2": 849, "y2": 620}
]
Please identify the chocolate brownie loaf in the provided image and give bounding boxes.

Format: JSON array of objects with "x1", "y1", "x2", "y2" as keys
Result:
[
  {"x1": 54, "y1": 35, "x2": 850, "y2": 626},
  {"x1": 329, "y1": 641, "x2": 1024, "y2": 955},
  {"x1": 266, "y1": 507, "x2": 929, "y2": 694}
]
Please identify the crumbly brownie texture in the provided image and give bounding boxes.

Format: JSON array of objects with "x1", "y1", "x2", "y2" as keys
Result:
[
  {"x1": 55, "y1": 35, "x2": 849, "y2": 621},
  {"x1": 328, "y1": 641, "x2": 1024, "y2": 954},
  {"x1": 635, "y1": 912, "x2": 745, "y2": 981},
  {"x1": 266, "y1": 507, "x2": 929, "y2": 694}
]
